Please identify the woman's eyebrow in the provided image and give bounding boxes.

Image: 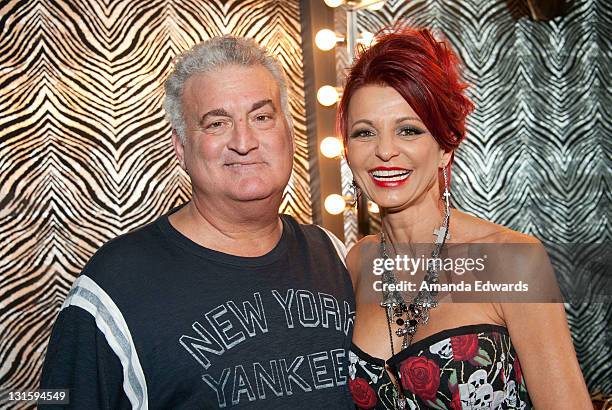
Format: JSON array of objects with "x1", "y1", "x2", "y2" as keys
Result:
[
  {"x1": 351, "y1": 119, "x2": 375, "y2": 128},
  {"x1": 396, "y1": 116, "x2": 423, "y2": 124}
]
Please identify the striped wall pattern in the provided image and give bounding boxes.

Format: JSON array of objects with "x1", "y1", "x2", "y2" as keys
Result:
[
  {"x1": 0, "y1": 1, "x2": 310, "y2": 407},
  {"x1": 340, "y1": 0, "x2": 611, "y2": 393}
]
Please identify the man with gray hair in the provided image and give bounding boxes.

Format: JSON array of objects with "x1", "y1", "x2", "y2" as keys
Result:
[{"x1": 40, "y1": 36, "x2": 355, "y2": 409}]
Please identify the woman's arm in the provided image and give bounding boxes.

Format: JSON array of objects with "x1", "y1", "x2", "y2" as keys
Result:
[
  {"x1": 503, "y1": 302, "x2": 591, "y2": 408},
  {"x1": 501, "y1": 240, "x2": 591, "y2": 409}
]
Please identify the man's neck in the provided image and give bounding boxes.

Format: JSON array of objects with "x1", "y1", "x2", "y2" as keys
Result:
[{"x1": 168, "y1": 199, "x2": 283, "y2": 257}]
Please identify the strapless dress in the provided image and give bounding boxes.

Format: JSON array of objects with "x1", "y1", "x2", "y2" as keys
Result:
[{"x1": 348, "y1": 324, "x2": 532, "y2": 409}]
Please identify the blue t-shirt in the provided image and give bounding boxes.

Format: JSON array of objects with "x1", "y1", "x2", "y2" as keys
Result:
[{"x1": 40, "y1": 209, "x2": 355, "y2": 409}]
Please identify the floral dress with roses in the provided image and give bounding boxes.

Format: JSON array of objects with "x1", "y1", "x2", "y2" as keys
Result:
[{"x1": 348, "y1": 324, "x2": 531, "y2": 410}]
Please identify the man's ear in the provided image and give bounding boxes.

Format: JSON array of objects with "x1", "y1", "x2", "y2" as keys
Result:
[
  {"x1": 171, "y1": 129, "x2": 186, "y2": 170},
  {"x1": 286, "y1": 118, "x2": 296, "y2": 155},
  {"x1": 291, "y1": 132, "x2": 296, "y2": 156}
]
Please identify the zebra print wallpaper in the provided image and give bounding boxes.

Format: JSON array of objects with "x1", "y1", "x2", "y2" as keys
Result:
[
  {"x1": 336, "y1": 0, "x2": 611, "y2": 393},
  {"x1": 0, "y1": 1, "x2": 310, "y2": 407},
  {"x1": 0, "y1": 0, "x2": 609, "y2": 405}
]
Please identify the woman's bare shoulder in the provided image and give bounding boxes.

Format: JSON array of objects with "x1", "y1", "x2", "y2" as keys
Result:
[
  {"x1": 346, "y1": 234, "x2": 379, "y2": 265},
  {"x1": 451, "y1": 209, "x2": 540, "y2": 244},
  {"x1": 452, "y1": 210, "x2": 550, "y2": 283},
  {"x1": 346, "y1": 234, "x2": 380, "y2": 288}
]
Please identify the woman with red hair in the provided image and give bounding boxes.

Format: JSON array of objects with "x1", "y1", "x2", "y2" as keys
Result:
[{"x1": 340, "y1": 26, "x2": 590, "y2": 409}]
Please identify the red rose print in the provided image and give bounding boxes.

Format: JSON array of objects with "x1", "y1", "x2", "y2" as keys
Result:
[
  {"x1": 451, "y1": 334, "x2": 479, "y2": 361},
  {"x1": 399, "y1": 356, "x2": 440, "y2": 401},
  {"x1": 514, "y1": 356, "x2": 523, "y2": 385},
  {"x1": 450, "y1": 389, "x2": 463, "y2": 410},
  {"x1": 349, "y1": 377, "x2": 378, "y2": 409}
]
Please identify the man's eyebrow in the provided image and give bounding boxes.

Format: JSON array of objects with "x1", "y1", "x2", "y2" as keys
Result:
[
  {"x1": 198, "y1": 101, "x2": 275, "y2": 126},
  {"x1": 249, "y1": 99, "x2": 275, "y2": 113},
  {"x1": 199, "y1": 108, "x2": 231, "y2": 126}
]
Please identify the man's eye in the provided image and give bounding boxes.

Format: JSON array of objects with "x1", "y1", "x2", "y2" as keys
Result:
[
  {"x1": 349, "y1": 129, "x2": 375, "y2": 139},
  {"x1": 207, "y1": 121, "x2": 225, "y2": 129},
  {"x1": 255, "y1": 114, "x2": 272, "y2": 122}
]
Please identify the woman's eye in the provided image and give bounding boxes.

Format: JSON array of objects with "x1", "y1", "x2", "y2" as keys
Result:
[
  {"x1": 398, "y1": 127, "x2": 424, "y2": 137},
  {"x1": 349, "y1": 129, "x2": 375, "y2": 139}
]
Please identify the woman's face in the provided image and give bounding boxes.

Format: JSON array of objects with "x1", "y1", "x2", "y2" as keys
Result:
[{"x1": 345, "y1": 85, "x2": 450, "y2": 212}]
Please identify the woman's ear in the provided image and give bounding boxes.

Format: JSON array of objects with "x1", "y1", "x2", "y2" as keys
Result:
[
  {"x1": 343, "y1": 143, "x2": 349, "y2": 166},
  {"x1": 439, "y1": 149, "x2": 453, "y2": 168}
]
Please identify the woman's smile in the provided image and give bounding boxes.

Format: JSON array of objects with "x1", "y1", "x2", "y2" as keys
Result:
[{"x1": 368, "y1": 167, "x2": 413, "y2": 187}]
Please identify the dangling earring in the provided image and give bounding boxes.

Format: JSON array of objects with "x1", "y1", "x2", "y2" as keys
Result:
[
  {"x1": 433, "y1": 165, "x2": 452, "y2": 244},
  {"x1": 442, "y1": 164, "x2": 451, "y2": 216},
  {"x1": 440, "y1": 164, "x2": 451, "y2": 241},
  {"x1": 350, "y1": 179, "x2": 361, "y2": 207}
]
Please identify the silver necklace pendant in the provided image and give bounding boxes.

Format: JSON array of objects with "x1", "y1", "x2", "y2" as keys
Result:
[
  {"x1": 380, "y1": 213, "x2": 450, "y2": 352},
  {"x1": 397, "y1": 396, "x2": 406, "y2": 409},
  {"x1": 380, "y1": 170, "x2": 451, "y2": 352},
  {"x1": 433, "y1": 226, "x2": 450, "y2": 244}
]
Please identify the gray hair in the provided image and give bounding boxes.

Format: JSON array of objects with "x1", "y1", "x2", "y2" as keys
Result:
[{"x1": 164, "y1": 35, "x2": 293, "y2": 144}]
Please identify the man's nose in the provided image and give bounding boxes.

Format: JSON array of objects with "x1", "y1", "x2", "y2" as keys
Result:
[
  {"x1": 227, "y1": 119, "x2": 259, "y2": 154},
  {"x1": 375, "y1": 134, "x2": 399, "y2": 161}
]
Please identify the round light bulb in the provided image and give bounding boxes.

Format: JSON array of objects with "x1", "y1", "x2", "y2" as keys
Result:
[
  {"x1": 368, "y1": 201, "x2": 380, "y2": 214},
  {"x1": 324, "y1": 0, "x2": 344, "y2": 7},
  {"x1": 367, "y1": 1, "x2": 385, "y2": 10},
  {"x1": 324, "y1": 194, "x2": 346, "y2": 215},
  {"x1": 315, "y1": 29, "x2": 338, "y2": 51},
  {"x1": 317, "y1": 85, "x2": 339, "y2": 106},
  {"x1": 360, "y1": 31, "x2": 374, "y2": 46},
  {"x1": 320, "y1": 137, "x2": 343, "y2": 158}
]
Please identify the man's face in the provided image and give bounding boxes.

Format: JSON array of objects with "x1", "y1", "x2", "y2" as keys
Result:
[{"x1": 175, "y1": 64, "x2": 294, "y2": 205}]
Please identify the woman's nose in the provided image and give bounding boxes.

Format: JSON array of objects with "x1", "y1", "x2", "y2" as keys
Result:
[{"x1": 375, "y1": 134, "x2": 399, "y2": 161}]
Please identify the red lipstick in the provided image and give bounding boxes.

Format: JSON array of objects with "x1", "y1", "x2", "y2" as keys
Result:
[{"x1": 368, "y1": 167, "x2": 412, "y2": 188}]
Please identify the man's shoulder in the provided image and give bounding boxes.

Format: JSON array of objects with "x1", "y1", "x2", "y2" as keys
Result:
[
  {"x1": 282, "y1": 214, "x2": 347, "y2": 262},
  {"x1": 80, "y1": 216, "x2": 166, "y2": 283},
  {"x1": 282, "y1": 214, "x2": 339, "y2": 241},
  {"x1": 97, "y1": 216, "x2": 163, "y2": 256}
]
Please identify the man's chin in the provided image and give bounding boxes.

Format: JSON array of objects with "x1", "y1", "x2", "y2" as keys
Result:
[{"x1": 230, "y1": 186, "x2": 281, "y2": 203}]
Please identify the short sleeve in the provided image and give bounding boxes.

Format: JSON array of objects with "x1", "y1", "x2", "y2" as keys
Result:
[{"x1": 39, "y1": 306, "x2": 131, "y2": 409}]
